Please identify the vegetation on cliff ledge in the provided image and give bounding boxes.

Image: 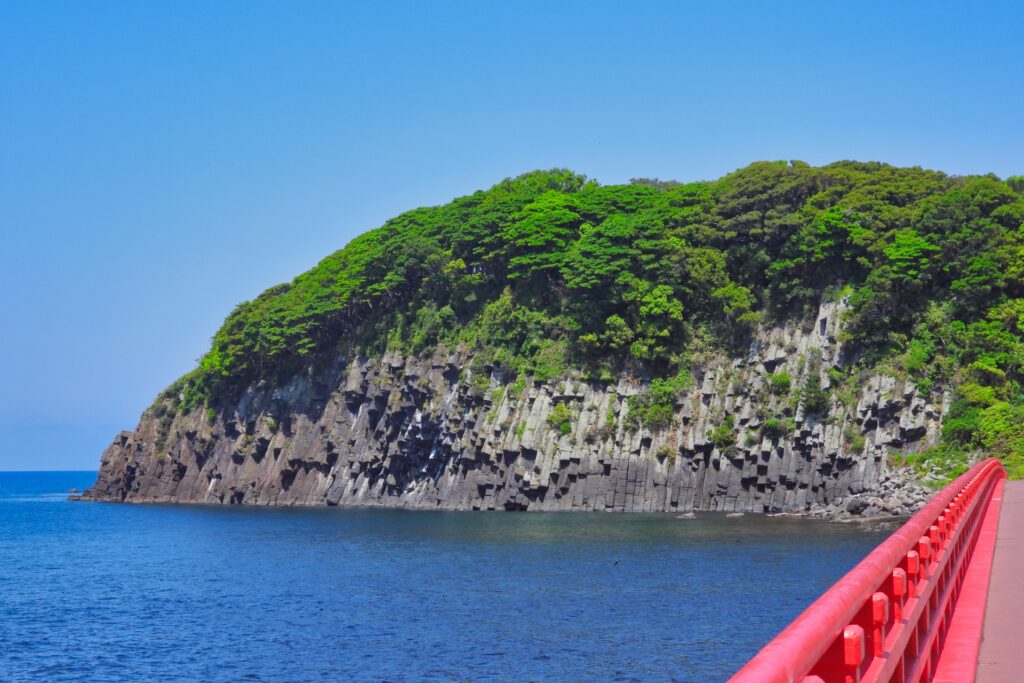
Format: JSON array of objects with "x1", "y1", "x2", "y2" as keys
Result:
[{"x1": 166, "y1": 161, "x2": 1024, "y2": 478}]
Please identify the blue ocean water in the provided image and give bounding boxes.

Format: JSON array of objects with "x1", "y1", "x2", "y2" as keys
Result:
[{"x1": 0, "y1": 471, "x2": 891, "y2": 682}]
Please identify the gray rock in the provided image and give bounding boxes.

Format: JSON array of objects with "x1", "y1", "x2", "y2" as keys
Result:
[{"x1": 80, "y1": 297, "x2": 939, "y2": 518}]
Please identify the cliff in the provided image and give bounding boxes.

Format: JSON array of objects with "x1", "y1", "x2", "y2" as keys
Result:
[{"x1": 83, "y1": 298, "x2": 933, "y2": 515}]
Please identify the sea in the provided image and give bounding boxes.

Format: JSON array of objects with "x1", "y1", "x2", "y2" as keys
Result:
[{"x1": 0, "y1": 471, "x2": 892, "y2": 682}]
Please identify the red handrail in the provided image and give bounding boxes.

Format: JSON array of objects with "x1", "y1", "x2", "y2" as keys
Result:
[{"x1": 729, "y1": 457, "x2": 1006, "y2": 683}]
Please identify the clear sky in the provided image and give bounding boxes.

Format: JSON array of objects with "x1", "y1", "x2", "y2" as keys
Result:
[{"x1": 1, "y1": 1, "x2": 1022, "y2": 470}]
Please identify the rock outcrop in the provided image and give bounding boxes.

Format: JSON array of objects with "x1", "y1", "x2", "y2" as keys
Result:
[{"x1": 83, "y1": 299, "x2": 935, "y2": 515}]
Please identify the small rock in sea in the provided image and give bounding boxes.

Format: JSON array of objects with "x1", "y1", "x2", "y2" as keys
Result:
[
  {"x1": 676, "y1": 512, "x2": 696, "y2": 519},
  {"x1": 726, "y1": 512, "x2": 745, "y2": 518}
]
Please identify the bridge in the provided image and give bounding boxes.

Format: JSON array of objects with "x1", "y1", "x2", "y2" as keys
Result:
[{"x1": 729, "y1": 458, "x2": 1021, "y2": 683}]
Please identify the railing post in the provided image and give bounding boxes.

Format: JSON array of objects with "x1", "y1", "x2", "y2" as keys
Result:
[
  {"x1": 918, "y1": 536, "x2": 932, "y2": 576},
  {"x1": 892, "y1": 568, "x2": 907, "y2": 622},
  {"x1": 871, "y1": 592, "x2": 889, "y2": 658},
  {"x1": 843, "y1": 625, "x2": 865, "y2": 683},
  {"x1": 906, "y1": 551, "x2": 920, "y2": 598}
]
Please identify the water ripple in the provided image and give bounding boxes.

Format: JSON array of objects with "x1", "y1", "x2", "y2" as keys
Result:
[{"x1": 0, "y1": 471, "x2": 888, "y2": 682}]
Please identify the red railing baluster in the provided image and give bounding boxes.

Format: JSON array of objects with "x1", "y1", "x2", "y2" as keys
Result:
[
  {"x1": 843, "y1": 625, "x2": 865, "y2": 683},
  {"x1": 906, "y1": 551, "x2": 919, "y2": 599},
  {"x1": 918, "y1": 536, "x2": 932, "y2": 576},
  {"x1": 891, "y1": 568, "x2": 906, "y2": 622},
  {"x1": 870, "y1": 592, "x2": 888, "y2": 658}
]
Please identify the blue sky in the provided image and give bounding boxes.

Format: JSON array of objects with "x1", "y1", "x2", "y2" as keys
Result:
[{"x1": 1, "y1": 1, "x2": 1022, "y2": 470}]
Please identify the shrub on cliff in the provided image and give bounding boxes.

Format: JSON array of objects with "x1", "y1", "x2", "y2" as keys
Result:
[
  {"x1": 710, "y1": 416, "x2": 737, "y2": 451},
  {"x1": 801, "y1": 373, "x2": 830, "y2": 415},
  {"x1": 625, "y1": 370, "x2": 692, "y2": 430},
  {"x1": 769, "y1": 372, "x2": 791, "y2": 395},
  {"x1": 547, "y1": 402, "x2": 573, "y2": 434},
  {"x1": 762, "y1": 418, "x2": 789, "y2": 441}
]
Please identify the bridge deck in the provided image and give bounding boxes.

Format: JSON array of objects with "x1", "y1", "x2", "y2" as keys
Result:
[{"x1": 977, "y1": 480, "x2": 1024, "y2": 682}]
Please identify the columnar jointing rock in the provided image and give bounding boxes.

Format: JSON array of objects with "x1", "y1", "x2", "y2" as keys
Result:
[{"x1": 83, "y1": 299, "x2": 935, "y2": 515}]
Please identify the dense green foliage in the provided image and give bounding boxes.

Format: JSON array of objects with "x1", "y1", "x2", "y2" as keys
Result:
[
  {"x1": 903, "y1": 301, "x2": 1024, "y2": 480},
  {"x1": 168, "y1": 161, "x2": 1024, "y2": 477}
]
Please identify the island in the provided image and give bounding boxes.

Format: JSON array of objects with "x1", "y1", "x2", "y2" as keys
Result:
[{"x1": 82, "y1": 161, "x2": 1024, "y2": 515}]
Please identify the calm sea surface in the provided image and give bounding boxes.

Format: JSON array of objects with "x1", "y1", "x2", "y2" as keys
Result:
[{"x1": 0, "y1": 471, "x2": 892, "y2": 682}]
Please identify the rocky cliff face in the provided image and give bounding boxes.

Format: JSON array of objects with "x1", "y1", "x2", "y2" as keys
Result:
[{"x1": 83, "y1": 299, "x2": 935, "y2": 515}]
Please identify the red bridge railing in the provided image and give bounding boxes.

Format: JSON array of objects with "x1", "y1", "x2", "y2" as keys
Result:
[{"x1": 729, "y1": 457, "x2": 1006, "y2": 683}]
